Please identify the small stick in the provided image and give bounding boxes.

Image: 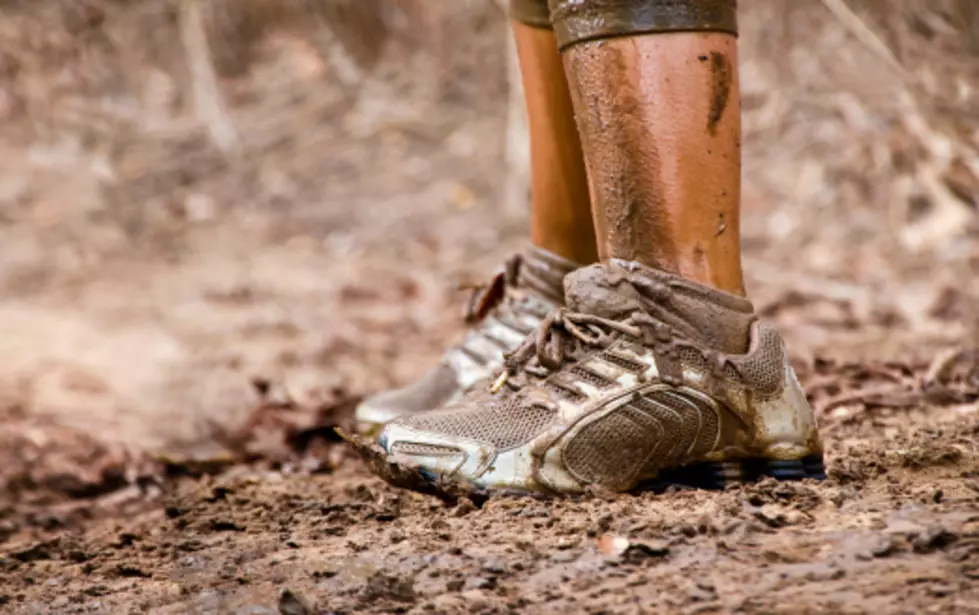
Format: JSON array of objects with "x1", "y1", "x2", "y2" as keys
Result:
[
  {"x1": 819, "y1": 0, "x2": 908, "y2": 78},
  {"x1": 179, "y1": 0, "x2": 241, "y2": 156}
]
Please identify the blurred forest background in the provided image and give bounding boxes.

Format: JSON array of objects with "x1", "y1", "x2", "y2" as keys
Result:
[{"x1": 0, "y1": 0, "x2": 977, "y2": 527}]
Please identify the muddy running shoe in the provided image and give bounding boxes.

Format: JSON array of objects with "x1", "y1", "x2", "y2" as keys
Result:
[
  {"x1": 377, "y1": 259, "x2": 825, "y2": 494},
  {"x1": 355, "y1": 246, "x2": 580, "y2": 436}
]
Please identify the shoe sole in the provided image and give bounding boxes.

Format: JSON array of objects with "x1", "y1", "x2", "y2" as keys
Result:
[
  {"x1": 401, "y1": 453, "x2": 828, "y2": 500},
  {"x1": 632, "y1": 454, "x2": 827, "y2": 494},
  {"x1": 353, "y1": 427, "x2": 826, "y2": 499}
]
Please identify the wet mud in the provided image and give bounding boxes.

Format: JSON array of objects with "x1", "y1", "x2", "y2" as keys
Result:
[{"x1": 3, "y1": 410, "x2": 979, "y2": 614}]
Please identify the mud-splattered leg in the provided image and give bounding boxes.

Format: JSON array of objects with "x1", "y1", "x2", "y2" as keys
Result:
[
  {"x1": 511, "y1": 0, "x2": 599, "y2": 265},
  {"x1": 551, "y1": 0, "x2": 745, "y2": 295}
]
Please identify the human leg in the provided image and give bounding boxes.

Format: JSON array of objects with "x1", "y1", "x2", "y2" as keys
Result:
[{"x1": 354, "y1": 0, "x2": 596, "y2": 434}]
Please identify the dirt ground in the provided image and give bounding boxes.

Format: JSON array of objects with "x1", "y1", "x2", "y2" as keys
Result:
[{"x1": 1, "y1": 2, "x2": 979, "y2": 614}]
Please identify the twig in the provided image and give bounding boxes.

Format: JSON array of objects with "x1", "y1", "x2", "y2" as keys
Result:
[
  {"x1": 178, "y1": 0, "x2": 241, "y2": 156},
  {"x1": 819, "y1": 0, "x2": 908, "y2": 79},
  {"x1": 816, "y1": 384, "x2": 919, "y2": 416}
]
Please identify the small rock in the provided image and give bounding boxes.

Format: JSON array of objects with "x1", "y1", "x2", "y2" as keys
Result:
[
  {"x1": 961, "y1": 564, "x2": 979, "y2": 579},
  {"x1": 550, "y1": 550, "x2": 579, "y2": 563},
  {"x1": 870, "y1": 535, "x2": 897, "y2": 558},
  {"x1": 453, "y1": 498, "x2": 477, "y2": 517},
  {"x1": 459, "y1": 589, "x2": 490, "y2": 611},
  {"x1": 115, "y1": 565, "x2": 151, "y2": 579},
  {"x1": 555, "y1": 536, "x2": 578, "y2": 551},
  {"x1": 624, "y1": 541, "x2": 670, "y2": 560},
  {"x1": 482, "y1": 559, "x2": 506, "y2": 575},
  {"x1": 928, "y1": 583, "x2": 957, "y2": 597},
  {"x1": 596, "y1": 534, "x2": 670, "y2": 560},
  {"x1": 689, "y1": 581, "x2": 718, "y2": 602},
  {"x1": 209, "y1": 519, "x2": 244, "y2": 532},
  {"x1": 446, "y1": 578, "x2": 465, "y2": 592},
  {"x1": 752, "y1": 507, "x2": 789, "y2": 529},
  {"x1": 803, "y1": 565, "x2": 845, "y2": 582},
  {"x1": 913, "y1": 526, "x2": 957, "y2": 553},
  {"x1": 464, "y1": 576, "x2": 495, "y2": 591},
  {"x1": 83, "y1": 585, "x2": 110, "y2": 597},
  {"x1": 362, "y1": 572, "x2": 415, "y2": 603},
  {"x1": 430, "y1": 518, "x2": 451, "y2": 531},
  {"x1": 12, "y1": 542, "x2": 53, "y2": 563},
  {"x1": 433, "y1": 593, "x2": 467, "y2": 611},
  {"x1": 388, "y1": 529, "x2": 405, "y2": 544},
  {"x1": 278, "y1": 589, "x2": 313, "y2": 615}
]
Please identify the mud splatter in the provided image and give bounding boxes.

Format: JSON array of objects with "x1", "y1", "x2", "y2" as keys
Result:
[
  {"x1": 707, "y1": 50, "x2": 732, "y2": 135},
  {"x1": 564, "y1": 40, "x2": 673, "y2": 269}
]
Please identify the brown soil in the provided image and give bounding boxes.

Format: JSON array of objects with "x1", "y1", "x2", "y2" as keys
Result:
[
  {"x1": 2, "y1": 2, "x2": 979, "y2": 614},
  {"x1": 6, "y1": 415, "x2": 979, "y2": 614}
]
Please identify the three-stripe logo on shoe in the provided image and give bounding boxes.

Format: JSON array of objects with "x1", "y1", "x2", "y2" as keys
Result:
[{"x1": 563, "y1": 386, "x2": 721, "y2": 489}]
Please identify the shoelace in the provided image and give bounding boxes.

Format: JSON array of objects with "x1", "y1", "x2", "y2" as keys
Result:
[
  {"x1": 491, "y1": 308, "x2": 646, "y2": 392},
  {"x1": 491, "y1": 307, "x2": 730, "y2": 394}
]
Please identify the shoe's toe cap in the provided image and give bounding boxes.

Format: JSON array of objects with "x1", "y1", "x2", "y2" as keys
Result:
[
  {"x1": 378, "y1": 416, "x2": 553, "y2": 492},
  {"x1": 378, "y1": 420, "x2": 491, "y2": 480}
]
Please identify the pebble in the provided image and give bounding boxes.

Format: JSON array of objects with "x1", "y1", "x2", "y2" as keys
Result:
[{"x1": 278, "y1": 589, "x2": 313, "y2": 615}]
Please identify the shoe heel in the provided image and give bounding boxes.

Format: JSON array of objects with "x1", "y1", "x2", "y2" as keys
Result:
[
  {"x1": 801, "y1": 454, "x2": 827, "y2": 480},
  {"x1": 757, "y1": 455, "x2": 826, "y2": 481}
]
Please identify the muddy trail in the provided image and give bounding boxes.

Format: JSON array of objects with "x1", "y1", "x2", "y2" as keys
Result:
[
  {"x1": 2, "y1": 1, "x2": 979, "y2": 614},
  {"x1": 3, "y1": 400, "x2": 979, "y2": 614}
]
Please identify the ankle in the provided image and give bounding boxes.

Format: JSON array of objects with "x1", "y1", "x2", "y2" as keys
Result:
[
  {"x1": 520, "y1": 244, "x2": 581, "y2": 303},
  {"x1": 564, "y1": 259, "x2": 755, "y2": 354},
  {"x1": 530, "y1": 233, "x2": 599, "y2": 266},
  {"x1": 607, "y1": 249, "x2": 746, "y2": 298}
]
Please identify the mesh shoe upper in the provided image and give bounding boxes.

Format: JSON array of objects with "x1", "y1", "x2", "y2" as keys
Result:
[
  {"x1": 355, "y1": 246, "x2": 580, "y2": 431},
  {"x1": 379, "y1": 259, "x2": 823, "y2": 493}
]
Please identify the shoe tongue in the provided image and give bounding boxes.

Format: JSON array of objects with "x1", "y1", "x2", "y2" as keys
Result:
[
  {"x1": 564, "y1": 260, "x2": 756, "y2": 355},
  {"x1": 518, "y1": 246, "x2": 581, "y2": 304},
  {"x1": 563, "y1": 264, "x2": 647, "y2": 321}
]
